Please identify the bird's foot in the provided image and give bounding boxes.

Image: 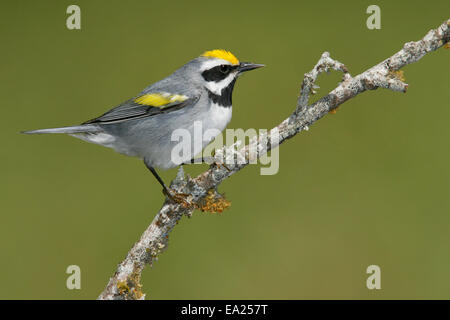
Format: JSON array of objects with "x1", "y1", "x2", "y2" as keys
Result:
[
  {"x1": 212, "y1": 161, "x2": 231, "y2": 172},
  {"x1": 163, "y1": 188, "x2": 192, "y2": 207}
]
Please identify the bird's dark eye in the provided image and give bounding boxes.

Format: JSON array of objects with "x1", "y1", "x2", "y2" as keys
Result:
[{"x1": 219, "y1": 65, "x2": 230, "y2": 74}]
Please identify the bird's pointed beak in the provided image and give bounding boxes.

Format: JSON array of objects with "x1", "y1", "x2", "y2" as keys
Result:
[{"x1": 238, "y1": 62, "x2": 265, "y2": 74}]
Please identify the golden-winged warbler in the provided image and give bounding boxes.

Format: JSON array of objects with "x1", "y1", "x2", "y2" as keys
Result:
[{"x1": 23, "y1": 49, "x2": 264, "y2": 201}]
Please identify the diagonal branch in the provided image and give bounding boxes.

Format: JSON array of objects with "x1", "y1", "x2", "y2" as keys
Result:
[{"x1": 98, "y1": 19, "x2": 449, "y2": 300}]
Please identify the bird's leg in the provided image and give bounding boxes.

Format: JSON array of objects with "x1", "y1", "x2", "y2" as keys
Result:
[{"x1": 144, "y1": 161, "x2": 190, "y2": 206}]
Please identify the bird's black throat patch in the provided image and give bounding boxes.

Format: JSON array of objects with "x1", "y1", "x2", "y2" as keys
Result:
[{"x1": 207, "y1": 79, "x2": 236, "y2": 108}]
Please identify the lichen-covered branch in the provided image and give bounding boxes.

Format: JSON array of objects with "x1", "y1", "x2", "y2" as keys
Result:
[{"x1": 98, "y1": 19, "x2": 449, "y2": 300}]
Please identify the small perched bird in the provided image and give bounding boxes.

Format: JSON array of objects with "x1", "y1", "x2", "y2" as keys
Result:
[{"x1": 23, "y1": 49, "x2": 264, "y2": 201}]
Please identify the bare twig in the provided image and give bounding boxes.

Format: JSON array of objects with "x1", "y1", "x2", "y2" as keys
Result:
[{"x1": 98, "y1": 20, "x2": 449, "y2": 300}]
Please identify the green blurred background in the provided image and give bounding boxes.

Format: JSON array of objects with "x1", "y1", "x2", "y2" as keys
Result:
[{"x1": 0, "y1": 0, "x2": 449, "y2": 299}]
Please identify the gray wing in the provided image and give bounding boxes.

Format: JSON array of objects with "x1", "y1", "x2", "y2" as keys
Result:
[{"x1": 83, "y1": 92, "x2": 199, "y2": 124}]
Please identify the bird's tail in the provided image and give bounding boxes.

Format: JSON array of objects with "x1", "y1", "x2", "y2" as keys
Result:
[{"x1": 22, "y1": 124, "x2": 100, "y2": 135}]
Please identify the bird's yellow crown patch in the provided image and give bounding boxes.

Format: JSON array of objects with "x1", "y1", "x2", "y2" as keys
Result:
[
  {"x1": 134, "y1": 92, "x2": 188, "y2": 107},
  {"x1": 201, "y1": 49, "x2": 239, "y2": 65}
]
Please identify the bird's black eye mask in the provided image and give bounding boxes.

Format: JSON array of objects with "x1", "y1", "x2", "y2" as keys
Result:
[{"x1": 201, "y1": 64, "x2": 239, "y2": 82}]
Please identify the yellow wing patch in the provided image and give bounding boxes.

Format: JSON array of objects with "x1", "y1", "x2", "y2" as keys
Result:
[
  {"x1": 201, "y1": 49, "x2": 239, "y2": 65},
  {"x1": 134, "y1": 92, "x2": 189, "y2": 107}
]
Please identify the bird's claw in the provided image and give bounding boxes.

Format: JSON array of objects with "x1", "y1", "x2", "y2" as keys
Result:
[
  {"x1": 163, "y1": 188, "x2": 192, "y2": 207},
  {"x1": 213, "y1": 161, "x2": 231, "y2": 172}
]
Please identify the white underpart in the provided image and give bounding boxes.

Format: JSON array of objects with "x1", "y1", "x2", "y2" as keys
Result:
[
  {"x1": 71, "y1": 132, "x2": 116, "y2": 146},
  {"x1": 209, "y1": 102, "x2": 232, "y2": 130},
  {"x1": 172, "y1": 102, "x2": 232, "y2": 167}
]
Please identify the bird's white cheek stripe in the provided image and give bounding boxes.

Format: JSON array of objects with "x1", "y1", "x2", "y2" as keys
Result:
[
  {"x1": 205, "y1": 72, "x2": 237, "y2": 95},
  {"x1": 200, "y1": 59, "x2": 232, "y2": 71}
]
